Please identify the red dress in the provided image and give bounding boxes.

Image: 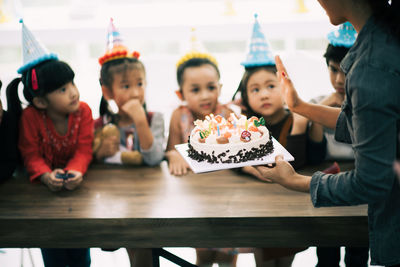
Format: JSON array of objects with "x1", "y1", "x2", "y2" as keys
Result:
[{"x1": 19, "y1": 102, "x2": 94, "y2": 182}]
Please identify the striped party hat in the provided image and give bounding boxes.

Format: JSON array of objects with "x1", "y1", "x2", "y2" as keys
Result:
[
  {"x1": 327, "y1": 22, "x2": 357, "y2": 48},
  {"x1": 17, "y1": 19, "x2": 58, "y2": 74},
  {"x1": 241, "y1": 14, "x2": 275, "y2": 68},
  {"x1": 98, "y1": 18, "x2": 140, "y2": 66}
]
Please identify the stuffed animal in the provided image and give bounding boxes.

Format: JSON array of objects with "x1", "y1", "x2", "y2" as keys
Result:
[{"x1": 93, "y1": 124, "x2": 143, "y2": 165}]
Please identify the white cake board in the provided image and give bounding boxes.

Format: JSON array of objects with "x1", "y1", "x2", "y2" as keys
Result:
[{"x1": 175, "y1": 137, "x2": 294, "y2": 174}]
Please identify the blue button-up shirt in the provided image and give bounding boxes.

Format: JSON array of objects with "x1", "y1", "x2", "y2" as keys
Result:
[{"x1": 310, "y1": 16, "x2": 400, "y2": 266}]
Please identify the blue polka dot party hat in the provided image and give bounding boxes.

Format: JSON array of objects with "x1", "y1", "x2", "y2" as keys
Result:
[
  {"x1": 241, "y1": 14, "x2": 275, "y2": 68},
  {"x1": 17, "y1": 19, "x2": 58, "y2": 74},
  {"x1": 327, "y1": 22, "x2": 357, "y2": 48}
]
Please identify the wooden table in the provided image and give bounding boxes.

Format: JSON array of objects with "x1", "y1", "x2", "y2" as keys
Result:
[{"x1": 0, "y1": 161, "x2": 368, "y2": 248}]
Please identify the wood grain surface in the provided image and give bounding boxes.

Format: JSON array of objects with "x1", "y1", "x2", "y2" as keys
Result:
[{"x1": 0, "y1": 161, "x2": 368, "y2": 248}]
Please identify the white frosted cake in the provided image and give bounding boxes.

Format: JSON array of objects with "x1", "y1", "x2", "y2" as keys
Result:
[{"x1": 188, "y1": 113, "x2": 274, "y2": 163}]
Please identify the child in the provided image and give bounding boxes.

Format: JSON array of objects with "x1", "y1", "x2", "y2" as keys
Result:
[
  {"x1": 166, "y1": 29, "x2": 232, "y2": 176},
  {"x1": 95, "y1": 18, "x2": 164, "y2": 167},
  {"x1": 0, "y1": 80, "x2": 19, "y2": 181},
  {"x1": 6, "y1": 20, "x2": 92, "y2": 267},
  {"x1": 232, "y1": 14, "x2": 325, "y2": 267},
  {"x1": 166, "y1": 30, "x2": 236, "y2": 266},
  {"x1": 95, "y1": 18, "x2": 164, "y2": 267},
  {"x1": 310, "y1": 22, "x2": 369, "y2": 267}
]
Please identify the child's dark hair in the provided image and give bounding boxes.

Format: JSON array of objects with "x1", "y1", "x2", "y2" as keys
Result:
[
  {"x1": 232, "y1": 65, "x2": 277, "y2": 117},
  {"x1": 99, "y1": 57, "x2": 146, "y2": 120},
  {"x1": 176, "y1": 57, "x2": 220, "y2": 89},
  {"x1": 323, "y1": 44, "x2": 349, "y2": 65},
  {"x1": 367, "y1": 0, "x2": 400, "y2": 42},
  {"x1": 6, "y1": 60, "x2": 74, "y2": 120}
]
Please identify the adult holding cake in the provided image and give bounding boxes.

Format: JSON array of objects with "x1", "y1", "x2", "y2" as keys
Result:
[{"x1": 255, "y1": 0, "x2": 400, "y2": 266}]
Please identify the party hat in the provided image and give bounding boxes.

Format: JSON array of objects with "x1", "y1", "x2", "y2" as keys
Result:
[
  {"x1": 176, "y1": 28, "x2": 218, "y2": 68},
  {"x1": 241, "y1": 14, "x2": 275, "y2": 68},
  {"x1": 17, "y1": 19, "x2": 58, "y2": 74},
  {"x1": 98, "y1": 18, "x2": 140, "y2": 66},
  {"x1": 327, "y1": 22, "x2": 357, "y2": 48}
]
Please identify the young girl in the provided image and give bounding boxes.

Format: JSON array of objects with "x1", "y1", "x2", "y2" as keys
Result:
[
  {"x1": 6, "y1": 20, "x2": 93, "y2": 267},
  {"x1": 166, "y1": 47, "x2": 236, "y2": 265},
  {"x1": 95, "y1": 19, "x2": 164, "y2": 267},
  {"x1": 94, "y1": 20, "x2": 164, "y2": 168},
  {"x1": 232, "y1": 14, "x2": 325, "y2": 267},
  {"x1": 166, "y1": 57, "x2": 232, "y2": 176}
]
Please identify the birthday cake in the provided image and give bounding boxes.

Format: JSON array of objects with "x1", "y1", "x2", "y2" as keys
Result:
[{"x1": 188, "y1": 114, "x2": 274, "y2": 163}]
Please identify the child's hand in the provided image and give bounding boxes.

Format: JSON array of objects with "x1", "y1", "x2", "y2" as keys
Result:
[
  {"x1": 121, "y1": 99, "x2": 146, "y2": 122},
  {"x1": 275, "y1": 55, "x2": 304, "y2": 112},
  {"x1": 242, "y1": 166, "x2": 272, "y2": 182},
  {"x1": 96, "y1": 136, "x2": 119, "y2": 160},
  {"x1": 40, "y1": 169, "x2": 64, "y2": 192},
  {"x1": 319, "y1": 92, "x2": 344, "y2": 107},
  {"x1": 63, "y1": 170, "x2": 83, "y2": 190},
  {"x1": 167, "y1": 150, "x2": 191, "y2": 176}
]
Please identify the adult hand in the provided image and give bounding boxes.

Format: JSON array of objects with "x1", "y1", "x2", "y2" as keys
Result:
[
  {"x1": 255, "y1": 155, "x2": 311, "y2": 192},
  {"x1": 275, "y1": 55, "x2": 304, "y2": 112},
  {"x1": 167, "y1": 150, "x2": 191, "y2": 176},
  {"x1": 242, "y1": 166, "x2": 272, "y2": 182},
  {"x1": 63, "y1": 170, "x2": 83, "y2": 190},
  {"x1": 40, "y1": 169, "x2": 64, "y2": 192}
]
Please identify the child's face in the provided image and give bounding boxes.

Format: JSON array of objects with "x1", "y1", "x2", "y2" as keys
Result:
[
  {"x1": 328, "y1": 60, "x2": 345, "y2": 95},
  {"x1": 246, "y1": 69, "x2": 284, "y2": 117},
  {"x1": 180, "y1": 64, "x2": 221, "y2": 118},
  {"x1": 108, "y1": 68, "x2": 146, "y2": 110},
  {"x1": 45, "y1": 81, "x2": 80, "y2": 115}
]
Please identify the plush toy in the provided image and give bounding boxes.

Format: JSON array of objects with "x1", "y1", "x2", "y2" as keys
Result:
[{"x1": 93, "y1": 124, "x2": 143, "y2": 165}]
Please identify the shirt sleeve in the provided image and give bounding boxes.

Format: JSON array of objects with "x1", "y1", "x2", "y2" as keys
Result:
[
  {"x1": 19, "y1": 108, "x2": 52, "y2": 181},
  {"x1": 141, "y1": 112, "x2": 165, "y2": 166},
  {"x1": 310, "y1": 64, "x2": 400, "y2": 207},
  {"x1": 65, "y1": 102, "x2": 94, "y2": 174}
]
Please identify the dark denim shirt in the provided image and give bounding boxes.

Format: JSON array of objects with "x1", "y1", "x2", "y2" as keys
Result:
[{"x1": 310, "y1": 16, "x2": 400, "y2": 266}]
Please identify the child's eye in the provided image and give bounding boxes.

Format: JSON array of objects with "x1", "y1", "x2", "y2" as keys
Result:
[
  {"x1": 58, "y1": 87, "x2": 66, "y2": 93},
  {"x1": 138, "y1": 82, "x2": 143, "y2": 87},
  {"x1": 191, "y1": 87, "x2": 200, "y2": 93},
  {"x1": 329, "y1": 66, "x2": 338, "y2": 73},
  {"x1": 208, "y1": 86, "x2": 216, "y2": 91},
  {"x1": 122, "y1": 84, "x2": 130, "y2": 89},
  {"x1": 267, "y1": 84, "x2": 275, "y2": 90},
  {"x1": 251, "y1": 88, "x2": 259, "y2": 93}
]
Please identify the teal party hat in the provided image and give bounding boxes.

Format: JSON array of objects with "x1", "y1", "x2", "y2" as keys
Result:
[
  {"x1": 327, "y1": 22, "x2": 357, "y2": 48},
  {"x1": 17, "y1": 19, "x2": 58, "y2": 74},
  {"x1": 241, "y1": 14, "x2": 275, "y2": 68}
]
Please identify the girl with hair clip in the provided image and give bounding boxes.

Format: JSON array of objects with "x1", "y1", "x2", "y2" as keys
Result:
[
  {"x1": 255, "y1": 1, "x2": 400, "y2": 266},
  {"x1": 6, "y1": 20, "x2": 93, "y2": 267},
  {"x1": 232, "y1": 14, "x2": 326, "y2": 267},
  {"x1": 94, "y1": 18, "x2": 164, "y2": 168},
  {"x1": 95, "y1": 19, "x2": 164, "y2": 267}
]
